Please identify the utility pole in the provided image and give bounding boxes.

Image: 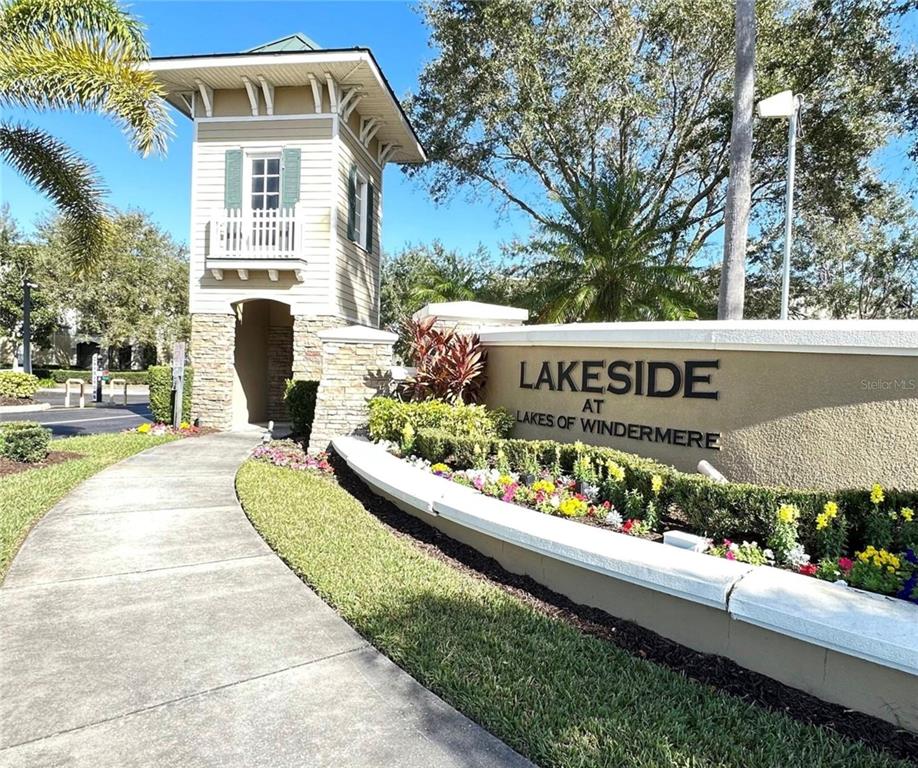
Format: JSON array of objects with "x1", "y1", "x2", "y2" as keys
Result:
[
  {"x1": 718, "y1": 0, "x2": 756, "y2": 320},
  {"x1": 22, "y1": 277, "x2": 33, "y2": 375}
]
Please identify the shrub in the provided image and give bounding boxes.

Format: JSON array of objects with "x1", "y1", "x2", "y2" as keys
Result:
[
  {"x1": 284, "y1": 380, "x2": 319, "y2": 439},
  {"x1": 0, "y1": 421, "x2": 51, "y2": 462},
  {"x1": 367, "y1": 397, "x2": 513, "y2": 444},
  {"x1": 31, "y1": 369, "x2": 151, "y2": 385},
  {"x1": 148, "y1": 365, "x2": 193, "y2": 424},
  {"x1": 0, "y1": 371, "x2": 40, "y2": 400},
  {"x1": 397, "y1": 316, "x2": 488, "y2": 403},
  {"x1": 409, "y1": 430, "x2": 918, "y2": 554}
]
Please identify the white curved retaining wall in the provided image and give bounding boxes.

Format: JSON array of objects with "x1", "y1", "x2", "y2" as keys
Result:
[{"x1": 333, "y1": 436, "x2": 918, "y2": 732}]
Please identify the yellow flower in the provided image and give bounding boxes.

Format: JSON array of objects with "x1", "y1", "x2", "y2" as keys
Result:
[
  {"x1": 902, "y1": 507, "x2": 914, "y2": 523},
  {"x1": 870, "y1": 483, "x2": 884, "y2": 505},
  {"x1": 498, "y1": 474, "x2": 513, "y2": 487},
  {"x1": 558, "y1": 496, "x2": 588, "y2": 517},
  {"x1": 179, "y1": 421, "x2": 190, "y2": 430},
  {"x1": 777, "y1": 504, "x2": 799, "y2": 525},
  {"x1": 137, "y1": 423, "x2": 151, "y2": 434},
  {"x1": 606, "y1": 461, "x2": 625, "y2": 483},
  {"x1": 651, "y1": 474, "x2": 663, "y2": 495},
  {"x1": 815, "y1": 501, "x2": 839, "y2": 531},
  {"x1": 532, "y1": 479, "x2": 556, "y2": 494},
  {"x1": 430, "y1": 463, "x2": 450, "y2": 474}
]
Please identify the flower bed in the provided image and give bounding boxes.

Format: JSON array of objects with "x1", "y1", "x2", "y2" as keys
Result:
[
  {"x1": 133, "y1": 422, "x2": 204, "y2": 437},
  {"x1": 250, "y1": 439, "x2": 333, "y2": 474},
  {"x1": 395, "y1": 443, "x2": 918, "y2": 605}
]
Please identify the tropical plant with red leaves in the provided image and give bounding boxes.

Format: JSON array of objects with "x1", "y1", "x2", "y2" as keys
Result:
[{"x1": 398, "y1": 316, "x2": 487, "y2": 404}]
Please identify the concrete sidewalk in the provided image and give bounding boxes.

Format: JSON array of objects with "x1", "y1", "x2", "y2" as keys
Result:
[{"x1": 0, "y1": 433, "x2": 532, "y2": 767}]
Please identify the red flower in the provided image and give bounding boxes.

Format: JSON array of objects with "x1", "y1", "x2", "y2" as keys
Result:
[
  {"x1": 838, "y1": 557, "x2": 854, "y2": 573},
  {"x1": 622, "y1": 519, "x2": 634, "y2": 534},
  {"x1": 799, "y1": 563, "x2": 818, "y2": 577}
]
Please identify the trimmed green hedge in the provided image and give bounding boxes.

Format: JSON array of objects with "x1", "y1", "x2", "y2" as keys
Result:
[
  {"x1": 412, "y1": 428, "x2": 918, "y2": 559},
  {"x1": 0, "y1": 372, "x2": 40, "y2": 400},
  {"x1": 368, "y1": 397, "x2": 514, "y2": 444},
  {"x1": 284, "y1": 380, "x2": 319, "y2": 439},
  {"x1": 0, "y1": 421, "x2": 51, "y2": 463},
  {"x1": 32, "y1": 369, "x2": 151, "y2": 385},
  {"x1": 148, "y1": 365, "x2": 193, "y2": 424}
]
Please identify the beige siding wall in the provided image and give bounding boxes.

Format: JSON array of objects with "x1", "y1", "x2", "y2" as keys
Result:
[
  {"x1": 190, "y1": 118, "x2": 334, "y2": 315},
  {"x1": 334, "y1": 124, "x2": 382, "y2": 325}
]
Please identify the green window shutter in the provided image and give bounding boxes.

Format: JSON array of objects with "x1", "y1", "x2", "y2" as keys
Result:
[
  {"x1": 346, "y1": 164, "x2": 357, "y2": 241},
  {"x1": 366, "y1": 182, "x2": 375, "y2": 253},
  {"x1": 224, "y1": 149, "x2": 243, "y2": 210},
  {"x1": 281, "y1": 147, "x2": 301, "y2": 209}
]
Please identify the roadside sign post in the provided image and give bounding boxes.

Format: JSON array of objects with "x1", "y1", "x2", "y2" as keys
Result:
[
  {"x1": 172, "y1": 342, "x2": 186, "y2": 429},
  {"x1": 91, "y1": 353, "x2": 103, "y2": 404}
]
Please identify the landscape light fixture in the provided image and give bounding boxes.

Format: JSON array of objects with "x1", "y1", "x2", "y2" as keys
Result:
[{"x1": 757, "y1": 89, "x2": 802, "y2": 320}]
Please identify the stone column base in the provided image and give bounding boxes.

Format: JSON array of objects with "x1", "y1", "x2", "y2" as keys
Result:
[
  {"x1": 189, "y1": 313, "x2": 235, "y2": 431},
  {"x1": 292, "y1": 315, "x2": 349, "y2": 382},
  {"x1": 307, "y1": 325, "x2": 397, "y2": 453}
]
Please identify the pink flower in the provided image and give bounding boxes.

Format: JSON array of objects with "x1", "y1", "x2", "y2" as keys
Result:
[
  {"x1": 838, "y1": 557, "x2": 854, "y2": 573},
  {"x1": 725, "y1": 551, "x2": 736, "y2": 561},
  {"x1": 501, "y1": 484, "x2": 517, "y2": 503},
  {"x1": 723, "y1": 539, "x2": 732, "y2": 548}
]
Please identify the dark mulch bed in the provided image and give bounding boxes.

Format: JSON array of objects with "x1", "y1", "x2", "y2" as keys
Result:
[
  {"x1": 328, "y1": 451, "x2": 918, "y2": 765},
  {"x1": 0, "y1": 451, "x2": 82, "y2": 479},
  {"x1": 0, "y1": 397, "x2": 35, "y2": 407}
]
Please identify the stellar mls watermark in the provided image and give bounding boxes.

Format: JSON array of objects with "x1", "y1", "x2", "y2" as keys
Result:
[{"x1": 860, "y1": 378, "x2": 917, "y2": 392}]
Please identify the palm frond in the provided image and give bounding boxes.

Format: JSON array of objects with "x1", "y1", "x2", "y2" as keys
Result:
[
  {"x1": 0, "y1": 122, "x2": 108, "y2": 270},
  {"x1": 0, "y1": 0, "x2": 148, "y2": 56},
  {"x1": 0, "y1": 35, "x2": 171, "y2": 155}
]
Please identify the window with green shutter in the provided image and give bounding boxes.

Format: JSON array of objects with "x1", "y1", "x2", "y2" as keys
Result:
[
  {"x1": 347, "y1": 164, "x2": 358, "y2": 241},
  {"x1": 224, "y1": 149, "x2": 243, "y2": 210},
  {"x1": 281, "y1": 147, "x2": 301, "y2": 210},
  {"x1": 366, "y1": 182, "x2": 375, "y2": 254}
]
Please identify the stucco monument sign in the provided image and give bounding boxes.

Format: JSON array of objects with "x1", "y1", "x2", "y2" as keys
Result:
[{"x1": 479, "y1": 320, "x2": 918, "y2": 489}]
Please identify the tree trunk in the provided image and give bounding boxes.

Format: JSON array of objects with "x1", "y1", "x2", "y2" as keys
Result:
[{"x1": 718, "y1": 0, "x2": 756, "y2": 320}]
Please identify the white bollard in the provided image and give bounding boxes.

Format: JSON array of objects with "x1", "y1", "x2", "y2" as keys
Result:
[
  {"x1": 65, "y1": 378, "x2": 86, "y2": 409},
  {"x1": 108, "y1": 378, "x2": 128, "y2": 405}
]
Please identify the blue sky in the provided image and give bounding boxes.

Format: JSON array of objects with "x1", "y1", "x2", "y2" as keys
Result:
[{"x1": 0, "y1": 0, "x2": 533, "y2": 256}]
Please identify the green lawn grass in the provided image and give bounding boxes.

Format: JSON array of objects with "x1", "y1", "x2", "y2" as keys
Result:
[
  {"x1": 236, "y1": 460, "x2": 910, "y2": 768},
  {"x1": 0, "y1": 432, "x2": 178, "y2": 580}
]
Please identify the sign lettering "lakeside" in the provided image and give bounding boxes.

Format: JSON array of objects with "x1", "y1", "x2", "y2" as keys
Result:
[{"x1": 518, "y1": 359, "x2": 720, "y2": 399}]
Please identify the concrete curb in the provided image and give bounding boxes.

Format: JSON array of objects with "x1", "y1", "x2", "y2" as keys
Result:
[{"x1": 0, "y1": 402, "x2": 51, "y2": 414}]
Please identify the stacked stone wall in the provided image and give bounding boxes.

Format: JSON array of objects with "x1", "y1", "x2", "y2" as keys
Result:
[
  {"x1": 189, "y1": 313, "x2": 235, "y2": 430},
  {"x1": 307, "y1": 334, "x2": 394, "y2": 453}
]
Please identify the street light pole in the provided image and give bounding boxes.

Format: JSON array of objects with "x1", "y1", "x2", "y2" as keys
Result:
[
  {"x1": 22, "y1": 277, "x2": 32, "y2": 375},
  {"x1": 779, "y1": 98, "x2": 800, "y2": 320},
  {"x1": 756, "y1": 89, "x2": 802, "y2": 320}
]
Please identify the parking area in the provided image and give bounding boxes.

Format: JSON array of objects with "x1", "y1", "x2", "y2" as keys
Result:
[{"x1": 1, "y1": 391, "x2": 153, "y2": 437}]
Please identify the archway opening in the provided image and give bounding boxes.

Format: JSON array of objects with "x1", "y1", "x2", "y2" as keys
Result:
[{"x1": 231, "y1": 299, "x2": 293, "y2": 428}]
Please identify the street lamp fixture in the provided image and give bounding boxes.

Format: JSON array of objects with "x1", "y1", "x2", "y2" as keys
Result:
[{"x1": 757, "y1": 89, "x2": 802, "y2": 320}]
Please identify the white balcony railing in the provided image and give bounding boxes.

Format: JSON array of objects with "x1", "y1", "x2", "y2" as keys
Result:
[{"x1": 209, "y1": 207, "x2": 304, "y2": 260}]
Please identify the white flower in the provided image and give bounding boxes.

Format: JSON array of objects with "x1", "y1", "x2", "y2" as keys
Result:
[
  {"x1": 549, "y1": 494, "x2": 560, "y2": 509},
  {"x1": 785, "y1": 543, "x2": 810, "y2": 569},
  {"x1": 729, "y1": 542, "x2": 739, "y2": 552},
  {"x1": 605, "y1": 510, "x2": 624, "y2": 530},
  {"x1": 763, "y1": 548, "x2": 774, "y2": 561}
]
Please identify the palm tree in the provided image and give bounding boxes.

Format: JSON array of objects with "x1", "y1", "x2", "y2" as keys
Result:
[
  {"x1": 526, "y1": 173, "x2": 701, "y2": 322},
  {"x1": 408, "y1": 243, "x2": 482, "y2": 307},
  {"x1": 719, "y1": 0, "x2": 757, "y2": 319},
  {"x1": 0, "y1": 0, "x2": 170, "y2": 270}
]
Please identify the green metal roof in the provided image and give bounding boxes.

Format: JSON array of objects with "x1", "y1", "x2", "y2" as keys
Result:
[{"x1": 246, "y1": 33, "x2": 320, "y2": 53}]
